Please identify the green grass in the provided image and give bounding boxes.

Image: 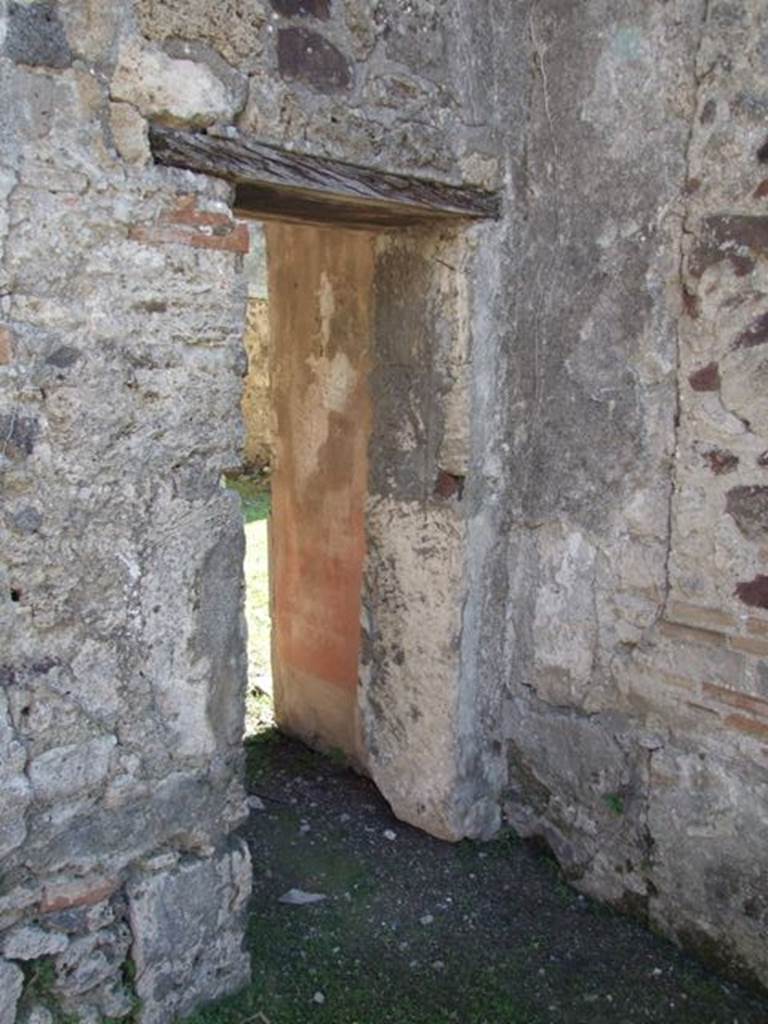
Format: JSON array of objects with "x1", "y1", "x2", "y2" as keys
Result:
[
  {"x1": 224, "y1": 472, "x2": 272, "y2": 524},
  {"x1": 602, "y1": 792, "x2": 625, "y2": 816},
  {"x1": 18, "y1": 959, "x2": 79, "y2": 1024}
]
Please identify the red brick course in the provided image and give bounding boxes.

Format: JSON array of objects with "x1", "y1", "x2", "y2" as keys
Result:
[{"x1": 130, "y1": 194, "x2": 249, "y2": 254}]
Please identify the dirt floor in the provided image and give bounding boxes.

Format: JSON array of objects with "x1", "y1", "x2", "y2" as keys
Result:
[{"x1": 185, "y1": 702, "x2": 768, "y2": 1024}]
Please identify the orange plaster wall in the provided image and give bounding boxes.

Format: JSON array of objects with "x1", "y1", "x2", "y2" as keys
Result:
[{"x1": 265, "y1": 222, "x2": 374, "y2": 764}]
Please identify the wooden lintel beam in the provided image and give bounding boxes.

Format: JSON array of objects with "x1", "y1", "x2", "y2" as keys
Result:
[{"x1": 149, "y1": 126, "x2": 500, "y2": 228}]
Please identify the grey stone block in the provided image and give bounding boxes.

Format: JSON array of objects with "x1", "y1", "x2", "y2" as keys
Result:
[
  {"x1": 128, "y1": 841, "x2": 252, "y2": 1023},
  {"x1": 4, "y1": 1, "x2": 73, "y2": 68},
  {"x1": 2, "y1": 923, "x2": 69, "y2": 960},
  {"x1": 0, "y1": 959, "x2": 24, "y2": 1024},
  {"x1": 28, "y1": 736, "x2": 117, "y2": 803}
]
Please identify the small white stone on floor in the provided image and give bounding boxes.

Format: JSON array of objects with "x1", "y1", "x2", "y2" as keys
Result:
[
  {"x1": 432, "y1": 960, "x2": 445, "y2": 971},
  {"x1": 278, "y1": 888, "x2": 327, "y2": 905},
  {"x1": 419, "y1": 913, "x2": 434, "y2": 926},
  {"x1": 312, "y1": 991, "x2": 325, "y2": 1005},
  {"x1": 383, "y1": 829, "x2": 396, "y2": 840},
  {"x1": 247, "y1": 795, "x2": 265, "y2": 811}
]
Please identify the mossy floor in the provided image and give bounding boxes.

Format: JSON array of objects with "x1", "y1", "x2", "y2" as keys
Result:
[{"x1": 184, "y1": 719, "x2": 768, "y2": 1024}]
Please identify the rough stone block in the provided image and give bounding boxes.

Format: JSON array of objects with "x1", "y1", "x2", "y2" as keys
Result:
[
  {"x1": 1, "y1": 923, "x2": 68, "y2": 960},
  {"x1": 111, "y1": 42, "x2": 242, "y2": 127},
  {"x1": 53, "y1": 924, "x2": 131, "y2": 1000},
  {"x1": 0, "y1": 774, "x2": 32, "y2": 861},
  {"x1": 648, "y1": 748, "x2": 768, "y2": 987},
  {"x1": 0, "y1": 958, "x2": 24, "y2": 1024},
  {"x1": 109, "y1": 102, "x2": 150, "y2": 166},
  {"x1": 135, "y1": 0, "x2": 267, "y2": 67},
  {"x1": 271, "y1": 0, "x2": 330, "y2": 18},
  {"x1": 503, "y1": 695, "x2": 646, "y2": 897},
  {"x1": 127, "y1": 841, "x2": 251, "y2": 1024},
  {"x1": 28, "y1": 735, "x2": 116, "y2": 803},
  {"x1": 4, "y1": 1, "x2": 73, "y2": 68}
]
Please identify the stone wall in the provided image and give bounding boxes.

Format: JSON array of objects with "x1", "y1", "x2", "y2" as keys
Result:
[
  {"x1": 362, "y1": 226, "x2": 482, "y2": 839},
  {"x1": 1, "y1": 0, "x2": 768, "y2": 1020},
  {"x1": 471, "y1": 0, "x2": 768, "y2": 993},
  {"x1": 0, "y1": 1, "x2": 491, "y2": 1020},
  {"x1": 0, "y1": 3, "x2": 256, "y2": 1021}
]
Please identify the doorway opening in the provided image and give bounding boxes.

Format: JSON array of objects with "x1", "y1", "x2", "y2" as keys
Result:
[
  {"x1": 224, "y1": 222, "x2": 275, "y2": 738},
  {"x1": 151, "y1": 124, "x2": 499, "y2": 837}
]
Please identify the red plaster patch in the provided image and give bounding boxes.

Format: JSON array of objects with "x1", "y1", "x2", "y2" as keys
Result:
[
  {"x1": 733, "y1": 310, "x2": 768, "y2": 350},
  {"x1": 702, "y1": 447, "x2": 738, "y2": 475},
  {"x1": 434, "y1": 470, "x2": 465, "y2": 500},
  {"x1": 688, "y1": 361, "x2": 720, "y2": 391},
  {"x1": 735, "y1": 575, "x2": 768, "y2": 610}
]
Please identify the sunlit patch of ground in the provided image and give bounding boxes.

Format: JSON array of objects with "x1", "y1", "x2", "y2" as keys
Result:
[{"x1": 223, "y1": 472, "x2": 273, "y2": 735}]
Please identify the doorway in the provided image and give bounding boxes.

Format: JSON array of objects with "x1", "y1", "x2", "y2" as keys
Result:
[{"x1": 150, "y1": 123, "x2": 499, "y2": 837}]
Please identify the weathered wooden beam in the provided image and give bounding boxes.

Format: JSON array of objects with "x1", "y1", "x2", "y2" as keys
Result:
[{"x1": 149, "y1": 126, "x2": 500, "y2": 229}]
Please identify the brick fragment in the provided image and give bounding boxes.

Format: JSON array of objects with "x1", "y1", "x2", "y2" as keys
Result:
[
  {"x1": 666, "y1": 601, "x2": 738, "y2": 632},
  {"x1": 724, "y1": 713, "x2": 768, "y2": 742},
  {"x1": 730, "y1": 634, "x2": 768, "y2": 658},
  {"x1": 434, "y1": 469, "x2": 465, "y2": 500},
  {"x1": 0, "y1": 327, "x2": 13, "y2": 366},
  {"x1": 130, "y1": 195, "x2": 249, "y2": 254},
  {"x1": 659, "y1": 621, "x2": 727, "y2": 649},
  {"x1": 40, "y1": 876, "x2": 119, "y2": 913},
  {"x1": 702, "y1": 682, "x2": 768, "y2": 719}
]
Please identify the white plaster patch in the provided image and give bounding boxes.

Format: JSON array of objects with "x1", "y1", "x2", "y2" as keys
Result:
[
  {"x1": 533, "y1": 529, "x2": 598, "y2": 706},
  {"x1": 307, "y1": 349, "x2": 356, "y2": 415},
  {"x1": 294, "y1": 350, "x2": 359, "y2": 486},
  {"x1": 318, "y1": 270, "x2": 336, "y2": 351},
  {"x1": 361, "y1": 497, "x2": 467, "y2": 839},
  {"x1": 580, "y1": 25, "x2": 654, "y2": 145}
]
